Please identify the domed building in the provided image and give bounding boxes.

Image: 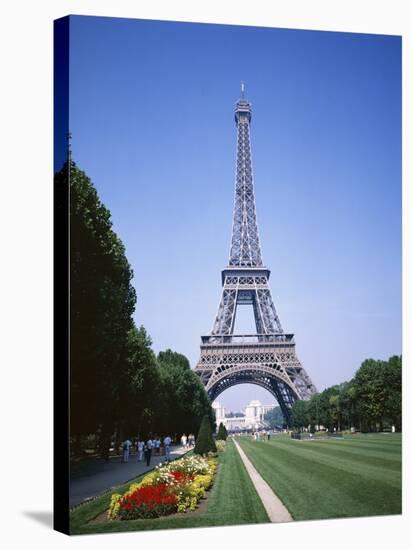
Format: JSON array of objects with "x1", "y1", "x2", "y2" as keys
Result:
[{"x1": 212, "y1": 399, "x2": 277, "y2": 431}]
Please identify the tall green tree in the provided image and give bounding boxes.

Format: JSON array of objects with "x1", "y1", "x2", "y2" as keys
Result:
[
  {"x1": 155, "y1": 350, "x2": 214, "y2": 438},
  {"x1": 352, "y1": 356, "x2": 402, "y2": 431},
  {"x1": 63, "y1": 160, "x2": 136, "y2": 452},
  {"x1": 118, "y1": 325, "x2": 160, "y2": 438},
  {"x1": 291, "y1": 400, "x2": 309, "y2": 430},
  {"x1": 216, "y1": 422, "x2": 227, "y2": 440},
  {"x1": 382, "y1": 356, "x2": 402, "y2": 430},
  {"x1": 194, "y1": 415, "x2": 217, "y2": 455},
  {"x1": 264, "y1": 406, "x2": 284, "y2": 428}
]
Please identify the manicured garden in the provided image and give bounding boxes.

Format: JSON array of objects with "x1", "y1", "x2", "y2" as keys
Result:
[
  {"x1": 108, "y1": 454, "x2": 218, "y2": 520},
  {"x1": 237, "y1": 432, "x2": 402, "y2": 521},
  {"x1": 70, "y1": 439, "x2": 269, "y2": 534}
]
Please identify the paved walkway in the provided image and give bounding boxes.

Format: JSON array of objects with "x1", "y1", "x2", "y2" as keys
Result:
[
  {"x1": 70, "y1": 446, "x2": 188, "y2": 508},
  {"x1": 233, "y1": 440, "x2": 293, "y2": 523}
]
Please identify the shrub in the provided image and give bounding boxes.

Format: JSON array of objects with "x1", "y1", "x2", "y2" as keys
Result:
[
  {"x1": 194, "y1": 415, "x2": 217, "y2": 455},
  {"x1": 215, "y1": 439, "x2": 226, "y2": 453},
  {"x1": 216, "y1": 422, "x2": 227, "y2": 440}
]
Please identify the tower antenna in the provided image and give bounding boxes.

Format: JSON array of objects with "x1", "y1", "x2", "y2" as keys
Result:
[{"x1": 240, "y1": 81, "x2": 245, "y2": 99}]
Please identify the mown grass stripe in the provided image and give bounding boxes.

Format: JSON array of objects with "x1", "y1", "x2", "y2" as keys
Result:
[
  {"x1": 237, "y1": 434, "x2": 401, "y2": 521},
  {"x1": 271, "y1": 440, "x2": 401, "y2": 485}
]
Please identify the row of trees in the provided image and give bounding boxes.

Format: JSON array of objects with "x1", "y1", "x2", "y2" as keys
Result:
[
  {"x1": 61, "y1": 160, "x2": 214, "y2": 459},
  {"x1": 264, "y1": 406, "x2": 284, "y2": 429},
  {"x1": 291, "y1": 356, "x2": 402, "y2": 432}
]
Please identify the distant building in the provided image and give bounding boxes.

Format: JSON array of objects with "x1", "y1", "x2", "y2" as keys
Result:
[
  {"x1": 212, "y1": 401, "x2": 226, "y2": 422},
  {"x1": 212, "y1": 399, "x2": 277, "y2": 431}
]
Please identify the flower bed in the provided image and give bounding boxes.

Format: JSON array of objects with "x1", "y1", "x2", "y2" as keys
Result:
[
  {"x1": 108, "y1": 455, "x2": 218, "y2": 520},
  {"x1": 215, "y1": 440, "x2": 226, "y2": 453}
]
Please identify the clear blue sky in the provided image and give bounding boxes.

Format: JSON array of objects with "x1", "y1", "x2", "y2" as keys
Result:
[{"x1": 68, "y1": 16, "x2": 401, "y2": 412}]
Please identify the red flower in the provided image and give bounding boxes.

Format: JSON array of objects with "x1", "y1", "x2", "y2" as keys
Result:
[
  {"x1": 169, "y1": 470, "x2": 194, "y2": 484},
  {"x1": 120, "y1": 483, "x2": 177, "y2": 511}
]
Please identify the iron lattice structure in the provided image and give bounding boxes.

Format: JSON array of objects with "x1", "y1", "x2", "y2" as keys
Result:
[{"x1": 195, "y1": 85, "x2": 317, "y2": 424}]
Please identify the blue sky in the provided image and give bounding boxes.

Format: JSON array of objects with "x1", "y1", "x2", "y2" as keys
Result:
[{"x1": 68, "y1": 16, "x2": 401, "y2": 411}]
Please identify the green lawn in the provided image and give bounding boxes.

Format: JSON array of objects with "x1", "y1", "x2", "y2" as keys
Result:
[
  {"x1": 70, "y1": 439, "x2": 269, "y2": 534},
  {"x1": 237, "y1": 433, "x2": 402, "y2": 521}
]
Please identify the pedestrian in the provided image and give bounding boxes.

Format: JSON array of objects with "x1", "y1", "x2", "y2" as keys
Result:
[
  {"x1": 144, "y1": 437, "x2": 153, "y2": 466},
  {"x1": 163, "y1": 434, "x2": 172, "y2": 462},
  {"x1": 122, "y1": 438, "x2": 132, "y2": 462},
  {"x1": 267, "y1": 433, "x2": 271, "y2": 441},
  {"x1": 181, "y1": 433, "x2": 187, "y2": 448},
  {"x1": 137, "y1": 439, "x2": 144, "y2": 462},
  {"x1": 155, "y1": 437, "x2": 161, "y2": 456}
]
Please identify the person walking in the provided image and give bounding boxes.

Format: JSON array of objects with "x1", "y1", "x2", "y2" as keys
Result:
[
  {"x1": 137, "y1": 439, "x2": 144, "y2": 462},
  {"x1": 163, "y1": 435, "x2": 172, "y2": 462},
  {"x1": 144, "y1": 437, "x2": 153, "y2": 466},
  {"x1": 155, "y1": 437, "x2": 161, "y2": 456},
  {"x1": 122, "y1": 438, "x2": 132, "y2": 462},
  {"x1": 181, "y1": 433, "x2": 187, "y2": 448}
]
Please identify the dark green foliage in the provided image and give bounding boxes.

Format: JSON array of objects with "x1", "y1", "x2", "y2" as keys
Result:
[
  {"x1": 119, "y1": 326, "x2": 161, "y2": 437},
  {"x1": 264, "y1": 406, "x2": 284, "y2": 428},
  {"x1": 352, "y1": 356, "x2": 402, "y2": 431},
  {"x1": 65, "y1": 160, "x2": 136, "y2": 444},
  {"x1": 291, "y1": 400, "x2": 309, "y2": 430},
  {"x1": 216, "y1": 422, "x2": 227, "y2": 440},
  {"x1": 194, "y1": 415, "x2": 217, "y2": 455},
  {"x1": 154, "y1": 350, "x2": 214, "y2": 438},
  {"x1": 289, "y1": 355, "x2": 402, "y2": 432}
]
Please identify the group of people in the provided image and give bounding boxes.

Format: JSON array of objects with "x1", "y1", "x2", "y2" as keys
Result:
[
  {"x1": 252, "y1": 431, "x2": 271, "y2": 441},
  {"x1": 180, "y1": 433, "x2": 195, "y2": 448},
  {"x1": 121, "y1": 435, "x2": 173, "y2": 466}
]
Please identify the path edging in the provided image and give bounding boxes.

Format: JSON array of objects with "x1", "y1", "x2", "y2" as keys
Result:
[{"x1": 233, "y1": 439, "x2": 293, "y2": 523}]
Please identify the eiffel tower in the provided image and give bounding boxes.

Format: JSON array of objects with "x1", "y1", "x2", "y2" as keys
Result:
[{"x1": 195, "y1": 84, "x2": 317, "y2": 424}]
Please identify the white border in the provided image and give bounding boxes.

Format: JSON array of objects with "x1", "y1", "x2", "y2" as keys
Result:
[{"x1": 0, "y1": 1, "x2": 409, "y2": 549}]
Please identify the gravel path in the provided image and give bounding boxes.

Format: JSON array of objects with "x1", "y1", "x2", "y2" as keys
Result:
[{"x1": 233, "y1": 439, "x2": 293, "y2": 523}]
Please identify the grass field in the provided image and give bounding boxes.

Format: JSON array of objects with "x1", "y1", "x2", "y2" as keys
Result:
[
  {"x1": 237, "y1": 433, "x2": 402, "y2": 521},
  {"x1": 70, "y1": 439, "x2": 269, "y2": 534}
]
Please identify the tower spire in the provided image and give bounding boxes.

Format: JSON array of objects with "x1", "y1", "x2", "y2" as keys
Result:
[
  {"x1": 230, "y1": 86, "x2": 262, "y2": 267},
  {"x1": 240, "y1": 81, "x2": 245, "y2": 99}
]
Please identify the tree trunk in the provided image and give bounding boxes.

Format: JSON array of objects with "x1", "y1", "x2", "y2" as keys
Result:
[
  {"x1": 99, "y1": 424, "x2": 112, "y2": 461},
  {"x1": 72, "y1": 433, "x2": 83, "y2": 457}
]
